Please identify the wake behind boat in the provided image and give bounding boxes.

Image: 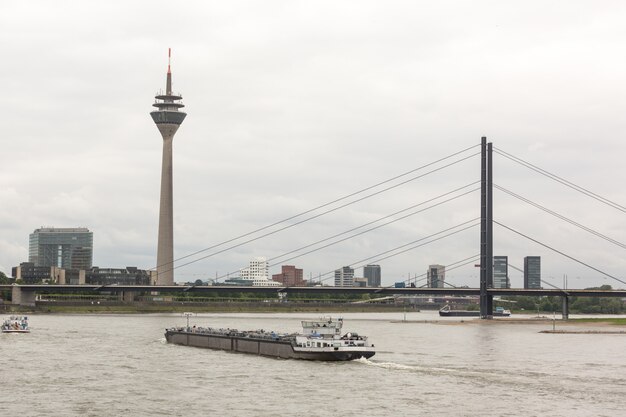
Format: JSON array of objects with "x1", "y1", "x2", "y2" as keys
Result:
[
  {"x1": 165, "y1": 317, "x2": 375, "y2": 361},
  {"x1": 2, "y1": 316, "x2": 30, "y2": 333}
]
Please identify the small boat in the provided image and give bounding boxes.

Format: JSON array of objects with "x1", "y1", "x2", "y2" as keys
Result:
[
  {"x1": 1, "y1": 316, "x2": 30, "y2": 333},
  {"x1": 494, "y1": 306, "x2": 512, "y2": 316},
  {"x1": 165, "y1": 317, "x2": 375, "y2": 361},
  {"x1": 439, "y1": 305, "x2": 511, "y2": 317}
]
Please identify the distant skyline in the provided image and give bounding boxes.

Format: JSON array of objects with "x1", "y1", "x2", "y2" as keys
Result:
[{"x1": 1, "y1": 1, "x2": 625, "y2": 288}]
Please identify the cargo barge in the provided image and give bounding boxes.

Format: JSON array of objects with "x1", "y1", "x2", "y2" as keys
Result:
[
  {"x1": 439, "y1": 305, "x2": 511, "y2": 317},
  {"x1": 165, "y1": 317, "x2": 375, "y2": 361}
]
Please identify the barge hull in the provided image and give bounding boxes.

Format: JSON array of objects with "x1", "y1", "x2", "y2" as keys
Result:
[{"x1": 165, "y1": 331, "x2": 374, "y2": 361}]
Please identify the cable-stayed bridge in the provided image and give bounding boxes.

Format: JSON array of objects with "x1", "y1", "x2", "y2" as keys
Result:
[
  {"x1": 166, "y1": 138, "x2": 623, "y2": 315},
  {"x1": 7, "y1": 138, "x2": 625, "y2": 317}
]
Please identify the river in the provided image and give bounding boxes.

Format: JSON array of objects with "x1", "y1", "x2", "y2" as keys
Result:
[{"x1": 2, "y1": 312, "x2": 625, "y2": 416}]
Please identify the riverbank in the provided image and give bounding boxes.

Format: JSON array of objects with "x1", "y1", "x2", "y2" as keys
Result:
[
  {"x1": 1, "y1": 301, "x2": 420, "y2": 314},
  {"x1": 4, "y1": 303, "x2": 626, "y2": 328},
  {"x1": 540, "y1": 329, "x2": 626, "y2": 334}
]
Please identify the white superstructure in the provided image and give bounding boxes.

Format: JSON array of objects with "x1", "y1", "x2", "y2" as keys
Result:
[{"x1": 293, "y1": 317, "x2": 374, "y2": 354}]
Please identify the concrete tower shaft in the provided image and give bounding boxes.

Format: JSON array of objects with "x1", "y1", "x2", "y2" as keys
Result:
[{"x1": 150, "y1": 49, "x2": 187, "y2": 286}]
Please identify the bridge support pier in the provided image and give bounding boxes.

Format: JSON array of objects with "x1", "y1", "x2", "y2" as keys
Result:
[
  {"x1": 11, "y1": 285, "x2": 36, "y2": 307},
  {"x1": 562, "y1": 295, "x2": 569, "y2": 320}
]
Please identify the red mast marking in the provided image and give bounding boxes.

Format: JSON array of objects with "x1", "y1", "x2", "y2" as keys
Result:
[{"x1": 168, "y1": 48, "x2": 171, "y2": 74}]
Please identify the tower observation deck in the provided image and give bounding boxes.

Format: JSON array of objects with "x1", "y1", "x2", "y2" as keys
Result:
[{"x1": 150, "y1": 48, "x2": 187, "y2": 286}]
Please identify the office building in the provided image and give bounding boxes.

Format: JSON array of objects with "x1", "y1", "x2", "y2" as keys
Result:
[
  {"x1": 12, "y1": 262, "x2": 85, "y2": 285},
  {"x1": 86, "y1": 267, "x2": 151, "y2": 286},
  {"x1": 13, "y1": 262, "x2": 64, "y2": 284},
  {"x1": 353, "y1": 277, "x2": 368, "y2": 287},
  {"x1": 427, "y1": 264, "x2": 445, "y2": 288},
  {"x1": 151, "y1": 49, "x2": 187, "y2": 285},
  {"x1": 524, "y1": 256, "x2": 541, "y2": 289},
  {"x1": 493, "y1": 256, "x2": 510, "y2": 289},
  {"x1": 272, "y1": 265, "x2": 305, "y2": 286},
  {"x1": 363, "y1": 264, "x2": 381, "y2": 287},
  {"x1": 240, "y1": 257, "x2": 280, "y2": 286},
  {"x1": 28, "y1": 227, "x2": 93, "y2": 270},
  {"x1": 12, "y1": 262, "x2": 151, "y2": 285},
  {"x1": 334, "y1": 266, "x2": 354, "y2": 287}
]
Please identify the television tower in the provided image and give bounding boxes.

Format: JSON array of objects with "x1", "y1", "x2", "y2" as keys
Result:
[{"x1": 150, "y1": 48, "x2": 187, "y2": 285}]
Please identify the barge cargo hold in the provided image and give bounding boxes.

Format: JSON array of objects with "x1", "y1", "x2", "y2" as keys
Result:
[{"x1": 165, "y1": 317, "x2": 375, "y2": 361}]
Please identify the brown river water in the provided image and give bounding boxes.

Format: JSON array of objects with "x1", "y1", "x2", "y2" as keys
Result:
[{"x1": 2, "y1": 312, "x2": 625, "y2": 416}]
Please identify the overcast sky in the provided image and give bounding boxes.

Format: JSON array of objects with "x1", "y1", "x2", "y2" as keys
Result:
[{"x1": 1, "y1": 1, "x2": 625, "y2": 288}]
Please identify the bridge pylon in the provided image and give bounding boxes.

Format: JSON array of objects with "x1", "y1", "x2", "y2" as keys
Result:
[{"x1": 480, "y1": 137, "x2": 494, "y2": 319}]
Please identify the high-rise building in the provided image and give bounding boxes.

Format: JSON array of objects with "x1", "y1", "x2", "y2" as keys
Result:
[
  {"x1": 151, "y1": 49, "x2": 187, "y2": 286},
  {"x1": 28, "y1": 227, "x2": 93, "y2": 270},
  {"x1": 272, "y1": 265, "x2": 305, "y2": 286},
  {"x1": 524, "y1": 256, "x2": 541, "y2": 289},
  {"x1": 363, "y1": 264, "x2": 381, "y2": 287},
  {"x1": 493, "y1": 256, "x2": 509, "y2": 289},
  {"x1": 427, "y1": 264, "x2": 445, "y2": 288},
  {"x1": 334, "y1": 266, "x2": 354, "y2": 287}
]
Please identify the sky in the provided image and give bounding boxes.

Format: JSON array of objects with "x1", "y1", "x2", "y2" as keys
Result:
[{"x1": 1, "y1": 1, "x2": 625, "y2": 289}]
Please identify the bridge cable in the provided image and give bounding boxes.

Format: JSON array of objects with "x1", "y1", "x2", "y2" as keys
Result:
[
  {"x1": 268, "y1": 184, "x2": 480, "y2": 266},
  {"x1": 163, "y1": 177, "x2": 479, "y2": 277},
  {"x1": 508, "y1": 263, "x2": 567, "y2": 291},
  {"x1": 214, "y1": 219, "x2": 479, "y2": 283},
  {"x1": 151, "y1": 144, "x2": 480, "y2": 272},
  {"x1": 400, "y1": 256, "x2": 479, "y2": 288},
  {"x1": 168, "y1": 151, "x2": 479, "y2": 272},
  {"x1": 494, "y1": 147, "x2": 626, "y2": 213},
  {"x1": 510, "y1": 263, "x2": 565, "y2": 290},
  {"x1": 283, "y1": 222, "x2": 479, "y2": 286},
  {"x1": 397, "y1": 254, "x2": 480, "y2": 288},
  {"x1": 494, "y1": 184, "x2": 626, "y2": 250},
  {"x1": 494, "y1": 220, "x2": 626, "y2": 286},
  {"x1": 307, "y1": 221, "x2": 480, "y2": 286}
]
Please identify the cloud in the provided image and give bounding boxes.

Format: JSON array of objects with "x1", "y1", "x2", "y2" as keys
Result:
[{"x1": 1, "y1": 1, "x2": 625, "y2": 289}]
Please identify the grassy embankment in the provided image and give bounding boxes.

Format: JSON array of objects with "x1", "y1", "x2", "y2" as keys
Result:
[
  {"x1": 8, "y1": 302, "x2": 415, "y2": 314},
  {"x1": 568, "y1": 317, "x2": 626, "y2": 325}
]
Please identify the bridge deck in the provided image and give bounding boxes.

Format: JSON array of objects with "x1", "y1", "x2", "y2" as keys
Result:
[{"x1": 2, "y1": 285, "x2": 625, "y2": 298}]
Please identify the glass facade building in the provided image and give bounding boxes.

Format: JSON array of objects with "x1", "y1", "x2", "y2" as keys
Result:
[
  {"x1": 363, "y1": 264, "x2": 381, "y2": 287},
  {"x1": 524, "y1": 256, "x2": 541, "y2": 289},
  {"x1": 29, "y1": 227, "x2": 93, "y2": 270},
  {"x1": 493, "y1": 256, "x2": 509, "y2": 288}
]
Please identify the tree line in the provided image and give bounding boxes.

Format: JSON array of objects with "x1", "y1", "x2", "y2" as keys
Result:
[{"x1": 506, "y1": 285, "x2": 624, "y2": 314}]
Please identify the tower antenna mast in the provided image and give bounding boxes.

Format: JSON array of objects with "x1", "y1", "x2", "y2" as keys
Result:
[{"x1": 150, "y1": 49, "x2": 187, "y2": 285}]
